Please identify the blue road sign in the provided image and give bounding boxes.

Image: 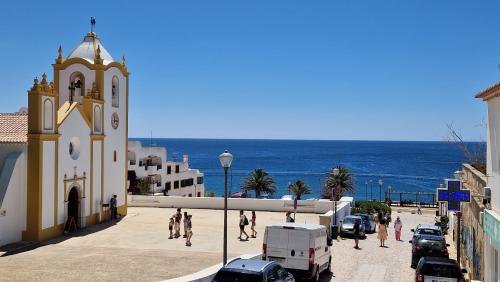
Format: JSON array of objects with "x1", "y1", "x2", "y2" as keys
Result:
[{"x1": 436, "y1": 180, "x2": 471, "y2": 212}]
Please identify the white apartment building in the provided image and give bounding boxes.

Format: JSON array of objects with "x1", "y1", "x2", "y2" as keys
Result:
[
  {"x1": 476, "y1": 83, "x2": 500, "y2": 282},
  {"x1": 127, "y1": 141, "x2": 204, "y2": 197}
]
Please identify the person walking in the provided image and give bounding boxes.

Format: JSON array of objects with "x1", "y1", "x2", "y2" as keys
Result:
[
  {"x1": 168, "y1": 217, "x2": 174, "y2": 239},
  {"x1": 286, "y1": 211, "x2": 295, "y2": 223},
  {"x1": 110, "y1": 195, "x2": 117, "y2": 220},
  {"x1": 183, "y1": 211, "x2": 188, "y2": 238},
  {"x1": 250, "y1": 211, "x2": 257, "y2": 238},
  {"x1": 174, "y1": 215, "x2": 181, "y2": 238},
  {"x1": 378, "y1": 217, "x2": 388, "y2": 247},
  {"x1": 353, "y1": 219, "x2": 361, "y2": 249},
  {"x1": 185, "y1": 215, "x2": 193, "y2": 246},
  {"x1": 417, "y1": 203, "x2": 422, "y2": 215},
  {"x1": 238, "y1": 210, "x2": 249, "y2": 241},
  {"x1": 394, "y1": 216, "x2": 403, "y2": 241}
]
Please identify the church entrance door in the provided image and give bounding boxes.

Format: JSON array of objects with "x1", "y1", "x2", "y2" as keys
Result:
[{"x1": 68, "y1": 187, "x2": 79, "y2": 229}]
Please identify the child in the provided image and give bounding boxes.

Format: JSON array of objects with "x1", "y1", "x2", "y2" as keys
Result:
[
  {"x1": 183, "y1": 211, "x2": 188, "y2": 238},
  {"x1": 186, "y1": 215, "x2": 193, "y2": 246},
  {"x1": 250, "y1": 211, "x2": 257, "y2": 238},
  {"x1": 174, "y1": 215, "x2": 181, "y2": 238},
  {"x1": 168, "y1": 217, "x2": 174, "y2": 239}
]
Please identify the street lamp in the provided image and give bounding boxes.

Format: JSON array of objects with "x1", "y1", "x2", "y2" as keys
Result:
[
  {"x1": 378, "y1": 179, "x2": 383, "y2": 202},
  {"x1": 365, "y1": 181, "x2": 368, "y2": 200},
  {"x1": 387, "y1": 185, "x2": 392, "y2": 202},
  {"x1": 370, "y1": 179, "x2": 373, "y2": 201},
  {"x1": 454, "y1": 170, "x2": 464, "y2": 180},
  {"x1": 218, "y1": 149, "x2": 233, "y2": 266},
  {"x1": 332, "y1": 167, "x2": 340, "y2": 227}
]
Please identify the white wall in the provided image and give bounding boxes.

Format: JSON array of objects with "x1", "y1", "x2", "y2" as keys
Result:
[
  {"x1": 487, "y1": 98, "x2": 500, "y2": 210},
  {"x1": 58, "y1": 109, "x2": 91, "y2": 224},
  {"x1": 0, "y1": 152, "x2": 26, "y2": 247},
  {"x1": 41, "y1": 141, "x2": 55, "y2": 229},
  {"x1": 128, "y1": 195, "x2": 349, "y2": 214},
  {"x1": 92, "y1": 140, "x2": 102, "y2": 215},
  {"x1": 103, "y1": 67, "x2": 126, "y2": 207}
]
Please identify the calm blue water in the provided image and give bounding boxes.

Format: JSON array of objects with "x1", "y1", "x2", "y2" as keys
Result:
[{"x1": 130, "y1": 138, "x2": 480, "y2": 202}]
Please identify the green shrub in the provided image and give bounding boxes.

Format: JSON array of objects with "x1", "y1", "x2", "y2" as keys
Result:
[
  {"x1": 353, "y1": 200, "x2": 391, "y2": 214},
  {"x1": 204, "y1": 191, "x2": 216, "y2": 197}
]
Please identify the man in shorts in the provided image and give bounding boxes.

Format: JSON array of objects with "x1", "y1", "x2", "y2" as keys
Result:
[
  {"x1": 353, "y1": 219, "x2": 361, "y2": 249},
  {"x1": 238, "y1": 210, "x2": 249, "y2": 241}
]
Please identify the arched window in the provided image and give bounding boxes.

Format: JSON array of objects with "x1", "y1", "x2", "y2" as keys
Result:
[
  {"x1": 93, "y1": 105, "x2": 102, "y2": 133},
  {"x1": 112, "y1": 76, "x2": 119, "y2": 107},
  {"x1": 69, "y1": 72, "x2": 85, "y2": 102},
  {"x1": 43, "y1": 99, "x2": 53, "y2": 130}
]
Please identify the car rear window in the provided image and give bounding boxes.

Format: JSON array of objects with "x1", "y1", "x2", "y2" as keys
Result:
[
  {"x1": 417, "y1": 228, "x2": 442, "y2": 236},
  {"x1": 343, "y1": 217, "x2": 354, "y2": 224},
  {"x1": 420, "y1": 263, "x2": 461, "y2": 278},
  {"x1": 417, "y1": 239, "x2": 444, "y2": 250},
  {"x1": 213, "y1": 270, "x2": 261, "y2": 282}
]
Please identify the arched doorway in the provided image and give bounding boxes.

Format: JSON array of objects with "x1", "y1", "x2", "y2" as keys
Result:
[{"x1": 68, "y1": 187, "x2": 79, "y2": 229}]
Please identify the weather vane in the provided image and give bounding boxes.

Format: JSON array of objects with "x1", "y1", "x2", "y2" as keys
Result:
[{"x1": 90, "y1": 17, "x2": 96, "y2": 33}]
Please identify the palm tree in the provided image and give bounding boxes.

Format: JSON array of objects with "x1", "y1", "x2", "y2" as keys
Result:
[
  {"x1": 288, "y1": 180, "x2": 311, "y2": 200},
  {"x1": 323, "y1": 166, "x2": 355, "y2": 200},
  {"x1": 241, "y1": 169, "x2": 277, "y2": 198}
]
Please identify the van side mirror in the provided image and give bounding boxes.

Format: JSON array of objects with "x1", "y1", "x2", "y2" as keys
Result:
[
  {"x1": 411, "y1": 229, "x2": 415, "y2": 232},
  {"x1": 409, "y1": 240, "x2": 412, "y2": 243}
]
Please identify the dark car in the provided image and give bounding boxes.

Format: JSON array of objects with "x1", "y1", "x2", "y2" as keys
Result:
[
  {"x1": 409, "y1": 234, "x2": 449, "y2": 268},
  {"x1": 212, "y1": 258, "x2": 295, "y2": 282},
  {"x1": 354, "y1": 213, "x2": 376, "y2": 233},
  {"x1": 415, "y1": 257, "x2": 466, "y2": 282}
]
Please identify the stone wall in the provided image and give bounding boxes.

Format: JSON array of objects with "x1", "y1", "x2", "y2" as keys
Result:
[{"x1": 457, "y1": 163, "x2": 486, "y2": 281}]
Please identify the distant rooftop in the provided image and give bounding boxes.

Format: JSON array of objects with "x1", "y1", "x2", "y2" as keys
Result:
[{"x1": 0, "y1": 113, "x2": 27, "y2": 143}]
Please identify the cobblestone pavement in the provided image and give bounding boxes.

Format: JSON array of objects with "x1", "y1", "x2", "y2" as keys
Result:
[{"x1": 0, "y1": 207, "x2": 440, "y2": 281}]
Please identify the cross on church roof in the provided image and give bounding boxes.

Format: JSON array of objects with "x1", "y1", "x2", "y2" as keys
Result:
[{"x1": 437, "y1": 180, "x2": 470, "y2": 211}]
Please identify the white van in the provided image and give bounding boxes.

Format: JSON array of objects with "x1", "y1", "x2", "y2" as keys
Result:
[{"x1": 262, "y1": 223, "x2": 331, "y2": 281}]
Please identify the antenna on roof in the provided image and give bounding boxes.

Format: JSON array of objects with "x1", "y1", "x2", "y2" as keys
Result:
[{"x1": 90, "y1": 17, "x2": 96, "y2": 33}]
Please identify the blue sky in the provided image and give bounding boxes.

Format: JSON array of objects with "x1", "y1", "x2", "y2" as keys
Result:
[{"x1": 0, "y1": 0, "x2": 498, "y2": 141}]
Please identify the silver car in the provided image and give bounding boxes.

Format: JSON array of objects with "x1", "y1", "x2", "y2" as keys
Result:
[{"x1": 340, "y1": 216, "x2": 366, "y2": 238}]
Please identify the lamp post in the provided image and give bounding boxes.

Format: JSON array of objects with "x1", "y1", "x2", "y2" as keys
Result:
[
  {"x1": 365, "y1": 181, "x2": 368, "y2": 200},
  {"x1": 387, "y1": 185, "x2": 392, "y2": 203},
  {"x1": 378, "y1": 179, "x2": 383, "y2": 202},
  {"x1": 332, "y1": 167, "x2": 340, "y2": 226},
  {"x1": 370, "y1": 179, "x2": 373, "y2": 201},
  {"x1": 218, "y1": 150, "x2": 233, "y2": 266}
]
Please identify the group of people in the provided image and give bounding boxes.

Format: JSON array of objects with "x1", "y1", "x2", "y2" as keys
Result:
[
  {"x1": 238, "y1": 210, "x2": 257, "y2": 241},
  {"x1": 352, "y1": 211, "x2": 404, "y2": 249},
  {"x1": 168, "y1": 208, "x2": 193, "y2": 246}
]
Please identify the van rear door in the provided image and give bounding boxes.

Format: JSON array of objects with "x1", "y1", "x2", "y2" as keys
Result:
[
  {"x1": 287, "y1": 229, "x2": 310, "y2": 270},
  {"x1": 266, "y1": 227, "x2": 288, "y2": 265}
]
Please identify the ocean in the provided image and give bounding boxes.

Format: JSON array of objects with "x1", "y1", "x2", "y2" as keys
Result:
[{"x1": 130, "y1": 138, "x2": 480, "y2": 202}]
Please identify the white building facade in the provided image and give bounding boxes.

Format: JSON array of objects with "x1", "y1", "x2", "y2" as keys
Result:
[
  {"x1": 0, "y1": 30, "x2": 129, "y2": 246},
  {"x1": 128, "y1": 141, "x2": 205, "y2": 197},
  {"x1": 476, "y1": 83, "x2": 500, "y2": 282}
]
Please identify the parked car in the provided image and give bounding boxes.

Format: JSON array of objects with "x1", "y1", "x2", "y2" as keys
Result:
[
  {"x1": 339, "y1": 216, "x2": 366, "y2": 238},
  {"x1": 414, "y1": 257, "x2": 466, "y2": 282},
  {"x1": 353, "y1": 213, "x2": 376, "y2": 233},
  {"x1": 263, "y1": 223, "x2": 331, "y2": 281},
  {"x1": 281, "y1": 195, "x2": 296, "y2": 201},
  {"x1": 409, "y1": 234, "x2": 449, "y2": 268},
  {"x1": 212, "y1": 258, "x2": 294, "y2": 282}
]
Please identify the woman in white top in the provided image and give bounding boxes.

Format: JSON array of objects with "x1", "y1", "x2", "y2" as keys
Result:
[{"x1": 394, "y1": 216, "x2": 403, "y2": 241}]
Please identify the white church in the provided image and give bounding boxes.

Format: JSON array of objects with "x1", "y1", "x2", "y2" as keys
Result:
[{"x1": 0, "y1": 30, "x2": 128, "y2": 246}]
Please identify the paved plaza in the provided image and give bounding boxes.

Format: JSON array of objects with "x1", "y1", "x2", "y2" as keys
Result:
[{"x1": 0, "y1": 207, "x2": 443, "y2": 281}]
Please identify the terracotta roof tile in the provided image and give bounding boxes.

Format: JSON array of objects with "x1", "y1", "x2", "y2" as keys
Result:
[
  {"x1": 475, "y1": 81, "x2": 500, "y2": 101},
  {"x1": 0, "y1": 113, "x2": 28, "y2": 143}
]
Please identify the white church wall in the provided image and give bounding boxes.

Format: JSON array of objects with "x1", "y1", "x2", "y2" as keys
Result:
[
  {"x1": 58, "y1": 109, "x2": 91, "y2": 224},
  {"x1": 92, "y1": 140, "x2": 102, "y2": 215},
  {"x1": 41, "y1": 141, "x2": 55, "y2": 229},
  {"x1": 58, "y1": 64, "x2": 95, "y2": 107},
  {"x1": 0, "y1": 152, "x2": 26, "y2": 247},
  {"x1": 103, "y1": 67, "x2": 126, "y2": 207}
]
